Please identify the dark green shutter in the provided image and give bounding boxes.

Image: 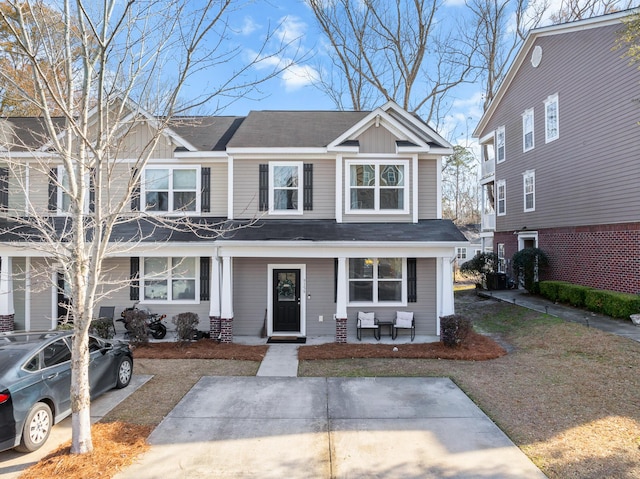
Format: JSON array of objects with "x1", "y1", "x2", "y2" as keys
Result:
[
  {"x1": 130, "y1": 257, "x2": 140, "y2": 300},
  {"x1": 89, "y1": 167, "x2": 96, "y2": 213},
  {"x1": 407, "y1": 258, "x2": 417, "y2": 303},
  {"x1": 303, "y1": 163, "x2": 313, "y2": 210},
  {"x1": 48, "y1": 168, "x2": 57, "y2": 212},
  {"x1": 201, "y1": 167, "x2": 211, "y2": 213},
  {"x1": 0, "y1": 167, "x2": 8, "y2": 211},
  {"x1": 334, "y1": 258, "x2": 338, "y2": 303},
  {"x1": 200, "y1": 257, "x2": 210, "y2": 301},
  {"x1": 259, "y1": 164, "x2": 268, "y2": 211},
  {"x1": 131, "y1": 168, "x2": 140, "y2": 211}
]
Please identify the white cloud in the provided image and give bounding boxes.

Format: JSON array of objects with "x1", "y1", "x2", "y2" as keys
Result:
[
  {"x1": 443, "y1": 0, "x2": 466, "y2": 6},
  {"x1": 275, "y1": 15, "x2": 308, "y2": 44},
  {"x1": 239, "y1": 16, "x2": 260, "y2": 36},
  {"x1": 247, "y1": 49, "x2": 320, "y2": 91}
]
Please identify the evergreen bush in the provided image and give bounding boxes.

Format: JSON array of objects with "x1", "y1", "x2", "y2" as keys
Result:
[{"x1": 440, "y1": 314, "x2": 472, "y2": 348}]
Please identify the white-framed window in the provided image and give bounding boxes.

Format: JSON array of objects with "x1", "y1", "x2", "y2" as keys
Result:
[
  {"x1": 57, "y1": 166, "x2": 90, "y2": 215},
  {"x1": 522, "y1": 108, "x2": 534, "y2": 152},
  {"x1": 346, "y1": 160, "x2": 408, "y2": 214},
  {"x1": 141, "y1": 257, "x2": 198, "y2": 302},
  {"x1": 523, "y1": 170, "x2": 535, "y2": 212},
  {"x1": 348, "y1": 257, "x2": 405, "y2": 305},
  {"x1": 269, "y1": 162, "x2": 303, "y2": 214},
  {"x1": 142, "y1": 166, "x2": 200, "y2": 213},
  {"x1": 496, "y1": 179, "x2": 506, "y2": 216},
  {"x1": 544, "y1": 94, "x2": 559, "y2": 143},
  {"x1": 497, "y1": 243, "x2": 505, "y2": 273},
  {"x1": 457, "y1": 248, "x2": 467, "y2": 261},
  {"x1": 496, "y1": 126, "x2": 505, "y2": 163}
]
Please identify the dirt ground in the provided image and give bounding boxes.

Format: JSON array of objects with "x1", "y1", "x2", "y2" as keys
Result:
[{"x1": 19, "y1": 290, "x2": 640, "y2": 479}]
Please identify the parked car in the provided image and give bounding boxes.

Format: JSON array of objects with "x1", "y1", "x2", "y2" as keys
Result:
[{"x1": 0, "y1": 330, "x2": 133, "y2": 453}]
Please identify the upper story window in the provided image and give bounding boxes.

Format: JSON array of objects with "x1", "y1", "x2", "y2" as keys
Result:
[
  {"x1": 456, "y1": 247, "x2": 467, "y2": 261},
  {"x1": 346, "y1": 160, "x2": 408, "y2": 214},
  {"x1": 143, "y1": 166, "x2": 200, "y2": 213},
  {"x1": 544, "y1": 94, "x2": 559, "y2": 143},
  {"x1": 522, "y1": 109, "x2": 534, "y2": 152},
  {"x1": 54, "y1": 166, "x2": 91, "y2": 215},
  {"x1": 269, "y1": 162, "x2": 302, "y2": 214},
  {"x1": 142, "y1": 257, "x2": 197, "y2": 302},
  {"x1": 348, "y1": 257, "x2": 405, "y2": 305},
  {"x1": 496, "y1": 179, "x2": 506, "y2": 216},
  {"x1": 523, "y1": 170, "x2": 535, "y2": 212},
  {"x1": 496, "y1": 126, "x2": 505, "y2": 163}
]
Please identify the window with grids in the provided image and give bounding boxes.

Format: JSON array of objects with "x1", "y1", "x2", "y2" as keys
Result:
[
  {"x1": 346, "y1": 161, "x2": 408, "y2": 213},
  {"x1": 348, "y1": 258, "x2": 404, "y2": 304},
  {"x1": 523, "y1": 170, "x2": 535, "y2": 212},
  {"x1": 143, "y1": 167, "x2": 199, "y2": 213},
  {"x1": 522, "y1": 109, "x2": 534, "y2": 152},
  {"x1": 142, "y1": 257, "x2": 197, "y2": 301},
  {"x1": 457, "y1": 248, "x2": 467, "y2": 261},
  {"x1": 269, "y1": 162, "x2": 302, "y2": 213},
  {"x1": 544, "y1": 94, "x2": 559, "y2": 143},
  {"x1": 497, "y1": 179, "x2": 506, "y2": 216},
  {"x1": 496, "y1": 126, "x2": 505, "y2": 163},
  {"x1": 497, "y1": 243, "x2": 505, "y2": 273}
]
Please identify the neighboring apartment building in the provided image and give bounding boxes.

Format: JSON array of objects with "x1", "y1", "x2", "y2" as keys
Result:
[
  {"x1": 474, "y1": 10, "x2": 640, "y2": 294},
  {"x1": 0, "y1": 101, "x2": 467, "y2": 341}
]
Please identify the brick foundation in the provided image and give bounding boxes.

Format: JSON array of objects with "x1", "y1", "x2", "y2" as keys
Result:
[
  {"x1": 0, "y1": 314, "x2": 14, "y2": 332},
  {"x1": 209, "y1": 316, "x2": 221, "y2": 339},
  {"x1": 494, "y1": 222, "x2": 640, "y2": 294},
  {"x1": 335, "y1": 317, "x2": 347, "y2": 343},
  {"x1": 220, "y1": 317, "x2": 233, "y2": 344}
]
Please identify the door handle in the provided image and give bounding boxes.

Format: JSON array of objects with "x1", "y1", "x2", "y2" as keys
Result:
[{"x1": 45, "y1": 373, "x2": 59, "y2": 380}]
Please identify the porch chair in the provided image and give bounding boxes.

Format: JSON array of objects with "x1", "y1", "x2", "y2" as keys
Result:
[
  {"x1": 392, "y1": 311, "x2": 415, "y2": 341},
  {"x1": 97, "y1": 306, "x2": 117, "y2": 339},
  {"x1": 357, "y1": 311, "x2": 380, "y2": 341}
]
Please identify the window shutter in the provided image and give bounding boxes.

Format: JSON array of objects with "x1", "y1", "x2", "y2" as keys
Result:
[
  {"x1": 131, "y1": 168, "x2": 140, "y2": 211},
  {"x1": 259, "y1": 164, "x2": 268, "y2": 211},
  {"x1": 200, "y1": 256, "x2": 210, "y2": 301},
  {"x1": 407, "y1": 258, "x2": 417, "y2": 303},
  {"x1": 89, "y1": 167, "x2": 96, "y2": 213},
  {"x1": 48, "y1": 168, "x2": 57, "y2": 212},
  {"x1": 0, "y1": 167, "x2": 8, "y2": 211},
  {"x1": 303, "y1": 163, "x2": 313, "y2": 211},
  {"x1": 130, "y1": 257, "x2": 140, "y2": 301},
  {"x1": 334, "y1": 258, "x2": 338, "y2": 303},
  {"x1": 201, "y1": 167, "x2": 211, "y2": 213}
]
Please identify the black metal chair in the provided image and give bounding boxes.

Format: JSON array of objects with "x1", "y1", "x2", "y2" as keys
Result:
[
  {"x1": 357, "y1": 311, "x2": 380, "y2": 341},
  {"x1": 392, "y1": 311, "x2": 415, "y2": 341}
]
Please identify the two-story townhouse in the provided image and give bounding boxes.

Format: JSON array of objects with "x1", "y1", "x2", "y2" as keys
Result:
[
  {"x1": 474, "y1": 10, "x2": 640, "y2": 294},
  {"x1": 0, "y1": 101, "x2": 467, "y2": 342}
]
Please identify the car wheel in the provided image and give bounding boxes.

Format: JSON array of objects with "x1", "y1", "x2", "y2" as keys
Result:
[
  {"x1": 16, "y1": 402, "x2": 52, "y2": 453},
  {"x1": 116, "y1": 356, "x2": 133, "y2": 389}
]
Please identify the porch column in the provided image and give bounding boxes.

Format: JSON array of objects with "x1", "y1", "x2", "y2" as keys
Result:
[
  {"x1": 438, "y1": 256, "x2": 455, "y2": 334},
  {"x1": 209, "y1": 256, "x2": 221, "y2": 339},
  {"x1": 0, "y1": 256, "x2": 15, "y2": 332},
  {"x1": 335, "y1": 257, "x2": 348, "y2": 343},
  {"x1": 220, "y1": 256, "x2": 233, "y2": 343}
]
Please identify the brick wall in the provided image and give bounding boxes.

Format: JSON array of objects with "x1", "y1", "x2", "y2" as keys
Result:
[
  {"x1": 209, "y1": 316, "x2": 221, "y2": 340},
  {"x1": 220, "y1": 317, "x2": 233, "y2": 343},
  {"x1": 335, "y1": 317, "x2": 347, "y2": 343},
  {"x1": 494, "y1": 223, "x2": 640, "y2": 294},
  {"x1": 0, "y1": 314, "x2": 14, "y2": 332}
]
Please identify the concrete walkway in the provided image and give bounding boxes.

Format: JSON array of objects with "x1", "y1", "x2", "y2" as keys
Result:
[
  {"x1": 114, "y1": 377, "x2": 547, "y2": 479},
  {"x1": 481, "y1": 289, "x2": 640, "y2": 342}
]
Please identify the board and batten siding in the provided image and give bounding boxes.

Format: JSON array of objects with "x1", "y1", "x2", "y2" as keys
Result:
[
  {"x1": 356, "y1": 123, "x2": 398, "y2": 154},
  {"x1": 484, "y1": 23, "x2": 640, "y2": 232}
]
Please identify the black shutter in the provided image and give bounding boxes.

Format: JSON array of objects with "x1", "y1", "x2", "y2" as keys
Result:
[
  {"x1": 0, "y1": 167, "x2": 8, "y2": 211},
  {"x1": 89, "y1": 167, "x2": 96, "y2": 213},
  {"x1": 334, "y1": 258, "x2": 338, "y2": 303},
  {"x1": 130, "y1": 257, "x2": 140, "y2": 301},
  {"x1": 201, "y1": 167, "x2": 211, "y2": 213},
  {"x1": 303, "y1": 163, "x2": 313, "y2": 211},
  {"x1": 259, "y1": 164, "x2": 268, "y2": 211},
  {"x1": 131, "y1": 168, "x2": 140, "y2": 211},
  {"x1": 200, "y1": 257, "x2": 210, "y2": 301},
  {"x1": 407, "y1": 258, "x2": 417, "y2": 303},
  {"x1": 48, "y1": 168, "x2": 57, "y2": 212}
]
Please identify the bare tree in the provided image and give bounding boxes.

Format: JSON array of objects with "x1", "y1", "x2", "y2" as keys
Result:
[
  {"x1": 550, "y1": 0, "x2": 637, "y2": 23},
  {"x1": 442, "y1": 145, "x2": 479, "y2": 224},
  {"x1": 307, "y1": 0, "x2": 477, "y2": 125},
  {"x1": 0, "y1": 0, "x2": 292, "y2": 455}
]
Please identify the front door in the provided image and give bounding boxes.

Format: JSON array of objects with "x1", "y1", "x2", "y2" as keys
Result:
[{"x1": 272, "y1": 269, "x2": 301, "y2": 333}]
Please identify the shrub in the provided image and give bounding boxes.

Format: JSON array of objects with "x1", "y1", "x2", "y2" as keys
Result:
[
  {"x1": 511, "y1": 248, "x2": 549, "y2": 293},
  {"x1": 440, "y1": 314, "x2": 472, "y2": 348},
  {"x1": 172, "y1": 312, "x2": 200, "y2": 341},
  {"x1": 460, "y1": 252, "x2": 499, "y2": 287},
  {"x1": 90, "y1": 317, "x2": 115, "y2": 339},
  {"x1": 585, "y1": 289, "x2": 640, "y2": 319},
  {"x1": 557, "y1": 283, "x2": 592, "y2": 307},
  {"x1": 122, "y1": 309, "x2": 149, "y2": 345},
  {"x1": 538, "y1": 281, "x2": 570, "y2": 302}
]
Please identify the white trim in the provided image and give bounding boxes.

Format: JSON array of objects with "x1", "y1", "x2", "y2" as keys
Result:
[
  {"x1": 544, "y1": 93, "x2": 559, "y2": 143},
  {"x1": 227, "y1": 147, "x2": 327, "y2": 155},
  {"x1": 50, "y1": 271, "x2": 57, "y2": 330},
  {"x1": 523, "y1": 170, "x2": 536, "y2": 212},
  {"x1": 517, "y1": 231, "x2": 539, "y2": 251},
  {"x1": 267, "y1": 263, "x2": 306, "y2": 337},
  {"x1": 496, "y1": 126, "x2": 505, "y2": 163},
  {"x1": 412, "y1": 154, "x2": 419, "y2": 223},
  {"x1": 347, "y1": 257, "x2": 407, "y2": 307},
  {"x1": 139, "y1": 256, "x2": 200, "y2": 305},
  {"x1": 496, "y1": 179, "x2": 506, "y2": 216},
  {"x1": 335, "y1": 155, "x2": 343, "y2": 223},
  {"x1": 522, "y1": 108, "x2": 535, "y2": 152},
  {"x1": 436, "y1": 157, "x2": 443, "y2": 219},
  {"x1": 24, "y1": 258, "x2": 31, "y2": 330},
  {"x1": 268, "y1": 161, "x2": 304, "y2": 215},
  {"x1": 141, "y1": 165, "x2": 201, "y2": 215},
  {"x1": 227, "y1": 155, "x2": 234, "y2": 219},
  {"x1": 345, "y1": 159, "x2": 410, "y2": 215}
]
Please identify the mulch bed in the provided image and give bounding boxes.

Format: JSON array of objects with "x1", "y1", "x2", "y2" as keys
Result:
[{"x1": 132, "y1": 340, "x2": 269, "y2": 361}]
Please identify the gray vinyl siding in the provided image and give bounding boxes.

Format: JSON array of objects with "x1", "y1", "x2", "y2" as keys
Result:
[
  {"x1": 208, "y1": 162, "x2": 228, "y2": 216},
  {"x1": 12, "y1": 258, "x2": 25, "y2": 330},
  {"x1": 233, "y1": 158, "x2": 335, "y2": 220},
  {"x1": 356, "y1": 124, "x2": 397, "y2": 153},
  {"x1": 483, "y1": 23, "x2": 640, "y2": 232},
  {"x1": 418, "y1": 159, "x2": 438, "y2": 219},
  {"x1": 28, "y1": 258, "x2": 54, "y2": 330}
]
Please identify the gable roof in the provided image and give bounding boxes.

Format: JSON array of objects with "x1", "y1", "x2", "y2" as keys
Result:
[{"x1": 473, "y1": 9, "x2": 635, "y2": 137}]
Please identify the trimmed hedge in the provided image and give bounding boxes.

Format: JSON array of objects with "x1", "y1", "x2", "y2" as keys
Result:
[
  {"x1": 440, "y1": 314, "x2": 472, "y2": 348},
  {"x1": 540, "y1": 281, "x2": 640, "y2": 319}
]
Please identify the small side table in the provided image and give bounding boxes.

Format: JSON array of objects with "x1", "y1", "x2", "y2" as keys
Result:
[{"x1": 377, "y1": 320, "x2": 394, "y2": 338}]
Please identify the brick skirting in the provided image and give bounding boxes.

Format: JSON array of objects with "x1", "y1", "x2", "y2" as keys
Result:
[
  {"x1": 220, "y1": 317, "x2": 233, "y2": 344},
  {"x1": 335, "y1": 317, "x2": 347, "y2": 343},
  {"x1": 0, "y1": 314, "x2": 14, "y2": 332},
  {"x1": 209, "y1": 316, "x2": 221, "y2": 340},
  {"x1": 494, "y1": 222, "x2": 640, "y2": 294}
]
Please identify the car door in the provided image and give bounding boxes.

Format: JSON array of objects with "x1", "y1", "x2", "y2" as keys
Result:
[
  {"x1": 88, "y1": 336, "x2": 115, "y2": 396},
  {"x1": 40, "y1": 338, "x2": 73, "y2": 419}
]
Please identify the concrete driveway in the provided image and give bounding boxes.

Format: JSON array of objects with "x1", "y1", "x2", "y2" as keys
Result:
[{"x1": 115, "y1": 377, "x2": 546, "y2": 479}]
